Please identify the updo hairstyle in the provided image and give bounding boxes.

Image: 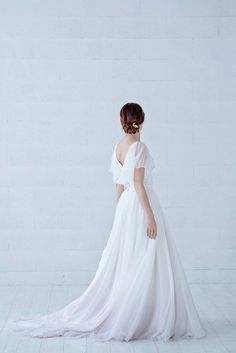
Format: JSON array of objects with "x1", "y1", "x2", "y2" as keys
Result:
[{"x1": 120, "y1": 102, "x2": 145, "y2": 134}]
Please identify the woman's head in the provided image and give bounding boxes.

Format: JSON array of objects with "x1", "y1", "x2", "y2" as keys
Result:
[{"x1": 120, "y1": 102, "x2": 145, "y2": 134}]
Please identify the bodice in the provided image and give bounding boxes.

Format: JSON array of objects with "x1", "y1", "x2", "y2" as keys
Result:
[{"x1": 108, "y1": 141, "x2": 156, "y2": 189}]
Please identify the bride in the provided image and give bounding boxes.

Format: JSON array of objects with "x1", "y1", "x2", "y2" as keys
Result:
[{"x1": 7, "y1": 102, "x2": 207, "y2": 342}]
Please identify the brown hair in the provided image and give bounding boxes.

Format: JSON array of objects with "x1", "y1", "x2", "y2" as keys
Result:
[{"x1": 120, "y1": 102, "x2": 145, "y2": 134}]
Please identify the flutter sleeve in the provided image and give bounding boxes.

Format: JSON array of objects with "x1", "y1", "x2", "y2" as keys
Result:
[{"x1": 134, "y1": 141, "x2": 155, "y2": 171}]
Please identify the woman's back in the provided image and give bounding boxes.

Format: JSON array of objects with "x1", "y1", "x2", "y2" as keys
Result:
[{"x1": 109, "y1": 140, "x2": 155, "y2": 189}]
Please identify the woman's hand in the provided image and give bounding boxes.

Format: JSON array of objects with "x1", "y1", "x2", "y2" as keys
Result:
[{"x1": 147, "y1": 215, "x2": 157, "y2": 239}]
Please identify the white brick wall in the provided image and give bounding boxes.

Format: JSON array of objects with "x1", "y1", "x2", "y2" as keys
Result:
[{"x1": 0, "y1": 0, "x2": 235, "y2": 285}]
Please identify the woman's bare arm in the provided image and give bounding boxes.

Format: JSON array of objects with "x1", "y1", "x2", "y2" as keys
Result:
[
  {"x1": 116, "y1": 184, "x2": 124, "y2": 204},
  {"x1": 133, "y1": 167, "x2": 157, "y2": 238}
]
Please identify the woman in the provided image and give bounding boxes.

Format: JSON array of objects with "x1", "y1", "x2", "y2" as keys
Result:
[{"x1": 7, "y1": 102, "x2": 207, "y2": 342}]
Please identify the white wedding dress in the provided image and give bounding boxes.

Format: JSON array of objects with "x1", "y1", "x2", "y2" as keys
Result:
[{"x1": 7, "y1": 141, "x2": 207, "y2": 342}]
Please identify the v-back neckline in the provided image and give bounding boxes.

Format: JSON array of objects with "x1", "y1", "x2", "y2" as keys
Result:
[{"x1": 115, "y1": 141, "x2": 139, "y2": 168}]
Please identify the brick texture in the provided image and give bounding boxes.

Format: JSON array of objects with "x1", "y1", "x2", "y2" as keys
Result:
[{"x1": 0, "y1": 0, "x2": 235, "y2": 285}]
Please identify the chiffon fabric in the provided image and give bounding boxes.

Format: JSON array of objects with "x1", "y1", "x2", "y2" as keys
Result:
[{"x1": 7, "y1": 140, "x2": 207, "y2": 342}]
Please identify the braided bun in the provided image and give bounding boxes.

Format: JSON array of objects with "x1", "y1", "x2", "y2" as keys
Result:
[
  {"x1": 122, "y1": 120, "x2": 140, "y2": 134},
  {"x1": 120, "y1": 103, "x2": 145, "y2": 135}
]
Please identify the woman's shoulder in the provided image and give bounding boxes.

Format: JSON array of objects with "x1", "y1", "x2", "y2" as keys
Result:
[
  {"x1": 114, "y1": 139, "x2": 149, "y2": 157},
  {"x1": 115, "y1": 139, "x2": 144, "y2": 151},
  {"x1": 138, "y1": 140, "x2": 147, "y2": 148},
  {"x1": 134, "y1": 140, "x2": 148, "y2": 152}
]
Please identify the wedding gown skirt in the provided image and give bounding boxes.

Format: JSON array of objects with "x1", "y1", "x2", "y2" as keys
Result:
[{"x1": 7, "y1": 141, "x2": 207, "y2": 341}]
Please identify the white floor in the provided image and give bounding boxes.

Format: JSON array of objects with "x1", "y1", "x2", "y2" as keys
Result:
[{"x1": 0, "y1": 284, "x2": 236, "y2": 353}]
